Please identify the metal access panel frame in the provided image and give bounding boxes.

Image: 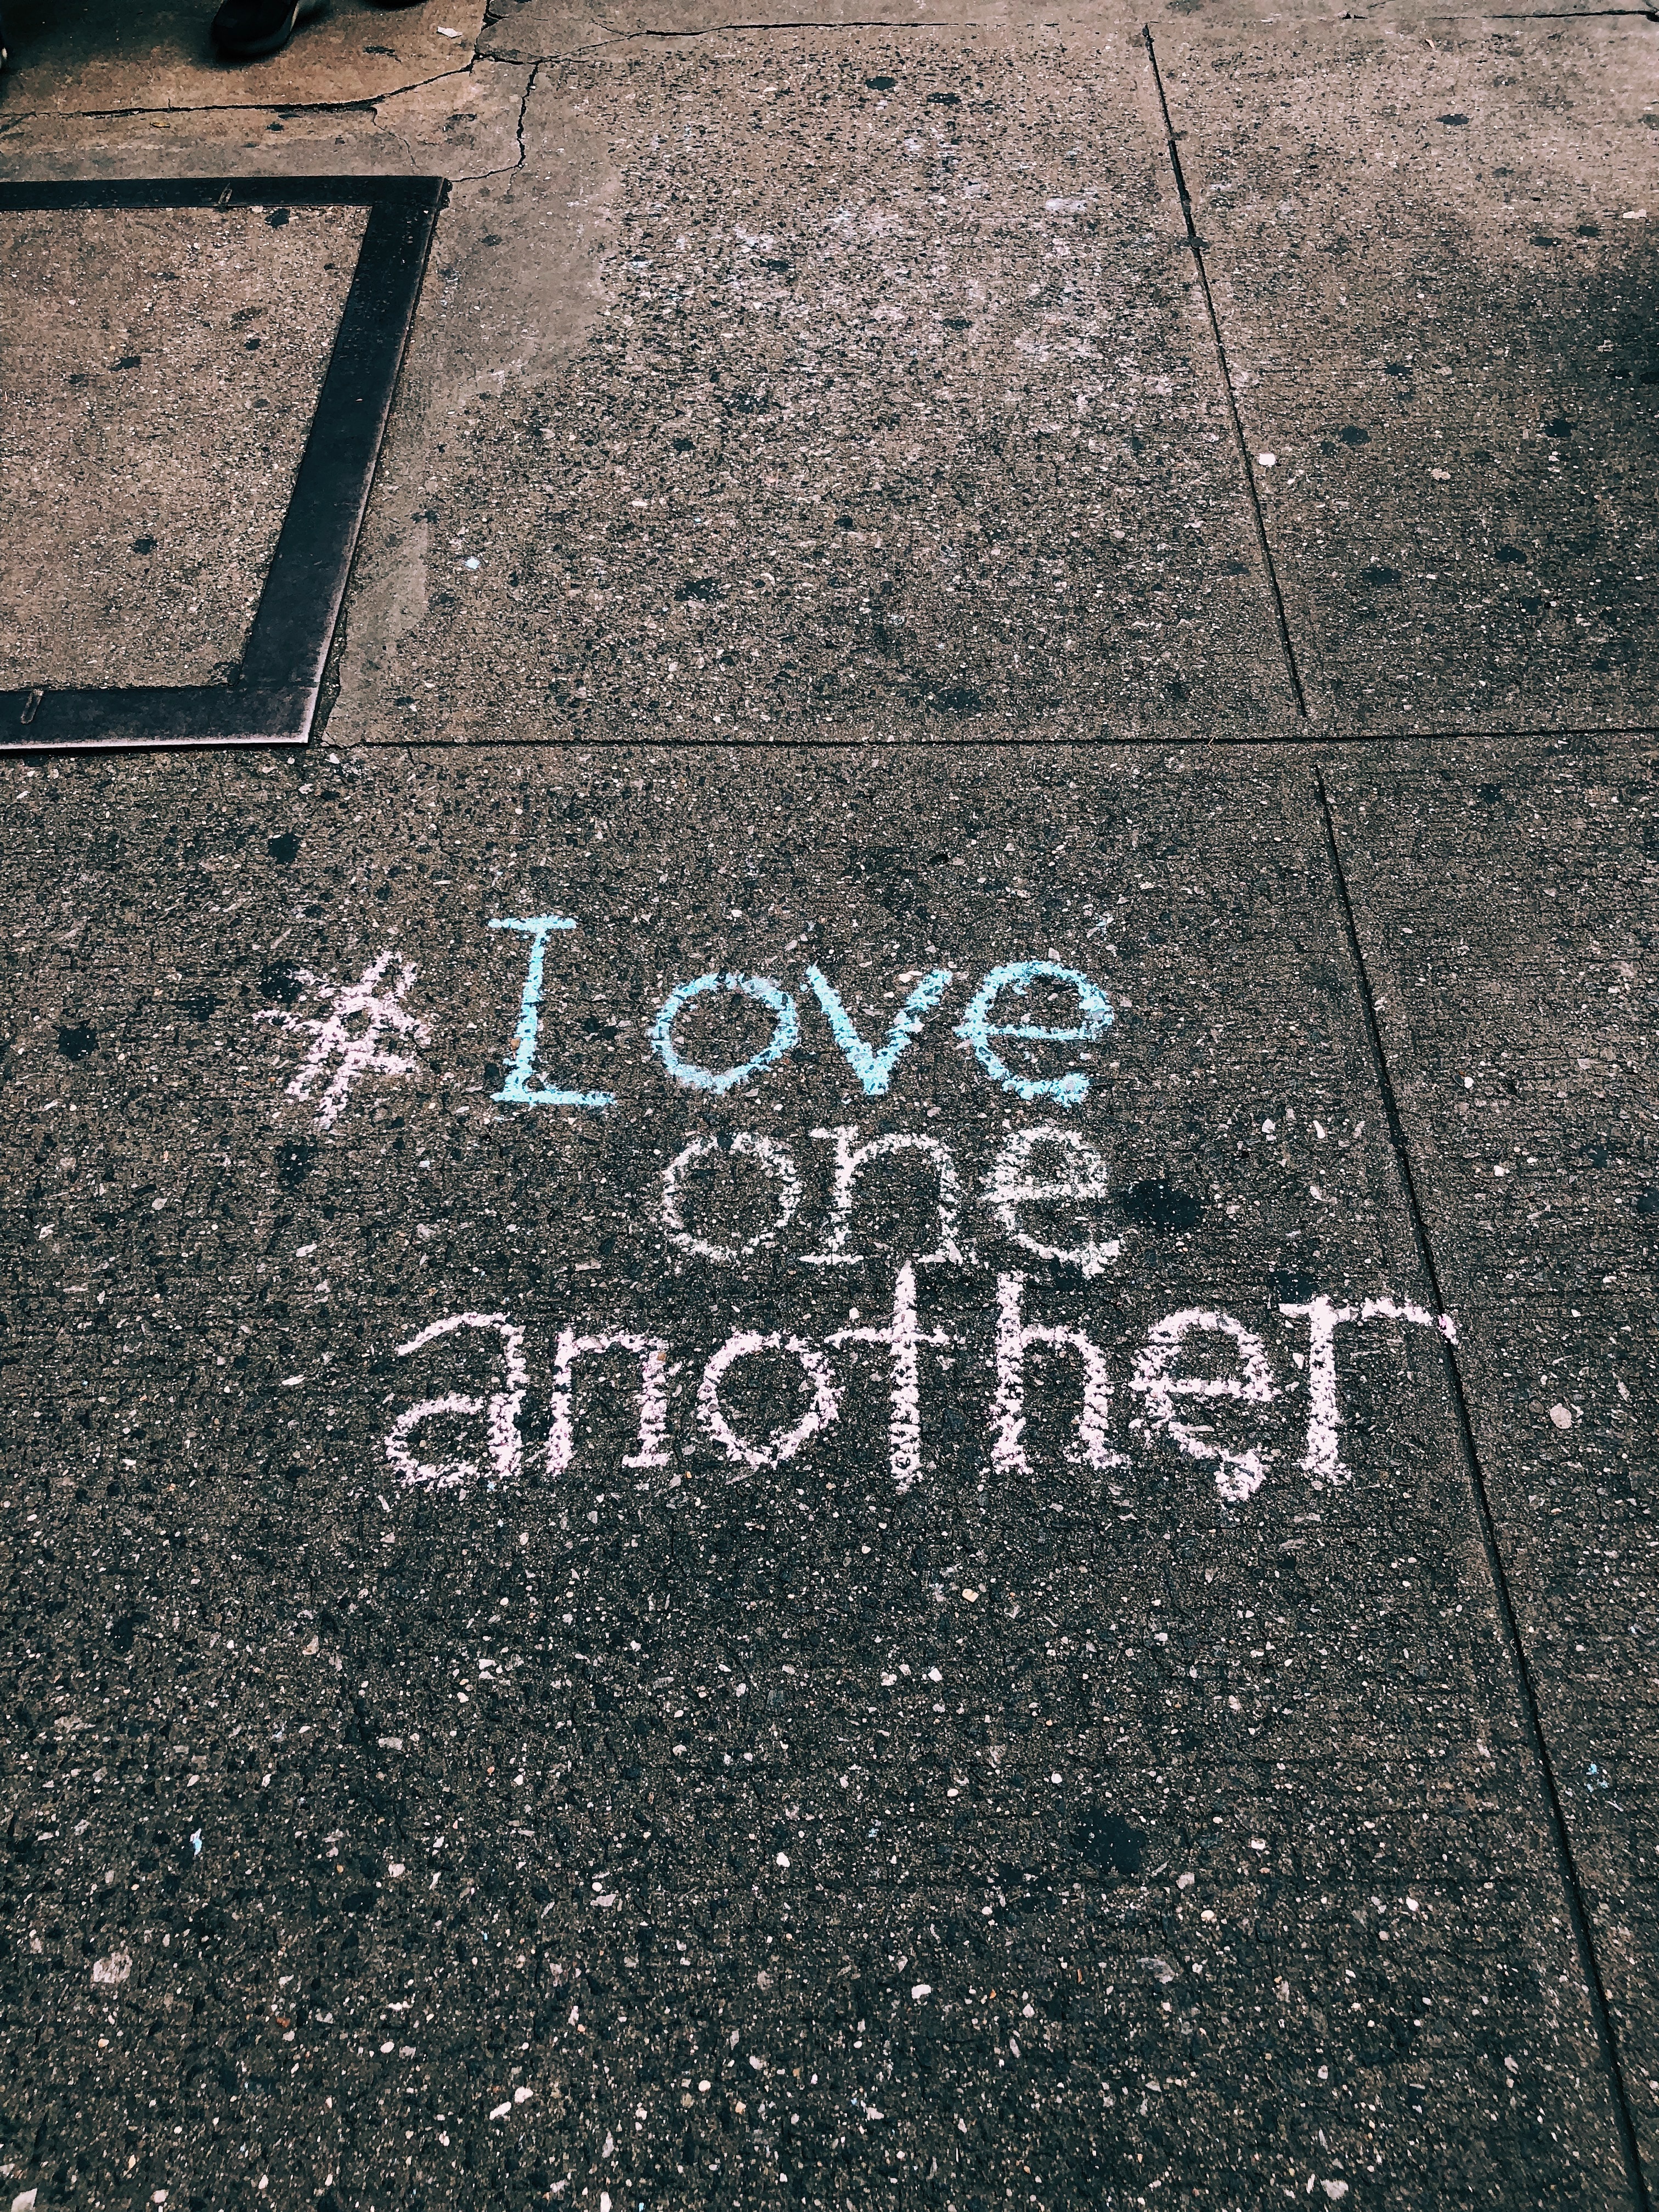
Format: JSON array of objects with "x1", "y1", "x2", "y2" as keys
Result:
[{"x1": 0, "y1": 174, "x2": 446, "y2": 754}]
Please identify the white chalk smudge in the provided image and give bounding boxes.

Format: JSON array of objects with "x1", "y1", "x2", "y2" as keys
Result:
[
  {"x1": 805, "y1": 1126, "x2": 964, "y2": 1266},
  {"x1": 379, "y1": 1275, "x2": 1457, "y2": 1502},
  {"x1": 829, "y1": 1261, "x2": 952, "y2": 1493},
  {"x1": 981, "y1": 1124, "x2": 1120, "y2": 1276},
  {"x1": 548, "y1": 1330, "x2": 673, "y2": 1476},
  {"x1": 1361, "y1": 1293, "x2": 1457, "y2": 1345},
  {"x1": 660, "y1": 1131, "x2": 803, "y2": 1261},
  {"x1": 1278, "y1": 1295, "x2": 1357, "y2": 1483},
  {"x1": 1280, "y1": 1294, "x2": 1460, "y2": 1483}
]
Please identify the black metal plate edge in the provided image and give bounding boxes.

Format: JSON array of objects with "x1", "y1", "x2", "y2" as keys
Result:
[
  {"x1": 0, "y1": 686, "x2": 314, "y2": 754},
  {"x1": 239, "y1": 190, "x2": 444, "y2": 695},
  {"x1": 0, "y1": 177, "x2": 444, "y2": 212},
  {"x1": 0, "y1": 174, "x2": 447, "y2": 753}
]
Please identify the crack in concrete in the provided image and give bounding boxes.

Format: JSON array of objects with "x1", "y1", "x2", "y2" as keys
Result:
[
  {"x1": 7, "y1": 7, "x2": 1644, "y2": 136},
  {"x1": 478, "y1": 16, "x2": 950, "y2": 63},
  {"x1": 338, "y1": 715, "x2": 1659, "y2": 750},
  {"x1": 0, "y1": 59, "x2": 480, "y2": 128},
  {"x1": 456, "y1": 53, "x2": 539, "y2": 180},
  {"x1": 0, "y1": 43, "x2": 539, "y2": 183},
  {"x1": 1142, "y1": 21, "x2": 1307, "y2": 720},
  {"x1": 374, "y1": 110, "x2": 426, "y2": 175}
]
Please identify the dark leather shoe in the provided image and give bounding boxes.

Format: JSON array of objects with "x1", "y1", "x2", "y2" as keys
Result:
[{"x1": 211, "y1": 0, "x2": 324, "y2": 60}]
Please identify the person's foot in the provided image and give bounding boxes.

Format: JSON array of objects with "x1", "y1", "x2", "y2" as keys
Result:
[{"x1": 211, "y1": 0, "x2": 325, "y2": 61}]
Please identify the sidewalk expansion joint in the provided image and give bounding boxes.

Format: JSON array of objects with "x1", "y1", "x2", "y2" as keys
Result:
[
  {"x1": 1142, "y1": 24, "x2": 1308, "y2": 722},
  {"x1": 1316, "y1": 763, "x2": 1655, "y2": 2212},
  {"x1": 332, "y1": 724, "x2": 1659, "y2": 752}
]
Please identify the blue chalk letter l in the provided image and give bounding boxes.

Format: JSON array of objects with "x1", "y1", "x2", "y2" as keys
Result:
[{"x1": 489, "y1": 915, "x2": 615, "y2": 1110}]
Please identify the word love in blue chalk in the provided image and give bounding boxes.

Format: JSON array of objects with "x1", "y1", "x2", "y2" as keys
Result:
[{"x1": 489, "y1": 917, "x2": 1114, "y2": 1113}]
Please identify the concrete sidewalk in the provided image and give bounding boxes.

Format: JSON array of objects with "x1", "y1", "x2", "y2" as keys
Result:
[{"x1": 1, "y1": 5, "x2": 1656, "y2": 2210}]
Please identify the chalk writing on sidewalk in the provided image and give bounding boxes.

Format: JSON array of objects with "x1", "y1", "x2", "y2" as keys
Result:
[
  {"x1": 260, "y1": 932, "x2": 1118, "y2": 1125},
  {"x1": 256, "y1": 950, "x2": 430, "y2": 1127},
  {"x1": 382, "y1": 1283, "x2": 1454, "y2": 1504},
  {"x1": 493, "y1": 916, "x2": 1115, "y2": 1111},
  {"x1": 251, "y1": 936, "x2": 1452, "y2": 1510}
]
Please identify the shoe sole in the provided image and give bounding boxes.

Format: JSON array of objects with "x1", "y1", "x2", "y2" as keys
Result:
[{"x1": 214, "y1": 0, "x2": 324, "y2": 61}]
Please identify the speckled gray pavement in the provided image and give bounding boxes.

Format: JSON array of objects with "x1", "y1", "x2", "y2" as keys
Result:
[{"x1": 1, "y1": 5, "x2": 1657, "y2": 2211}]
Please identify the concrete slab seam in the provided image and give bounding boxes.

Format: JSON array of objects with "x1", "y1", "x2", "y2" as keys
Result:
[
  {"x1": 1315, "y1": 762, "x2": 1655, "y2": 2212},
  {"x1": 1142, "y1": 22, "x2": 1308, "y2": 723},
  {"x1": 324, "y1": 721, "x2": 1659, "y2": 754}
]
